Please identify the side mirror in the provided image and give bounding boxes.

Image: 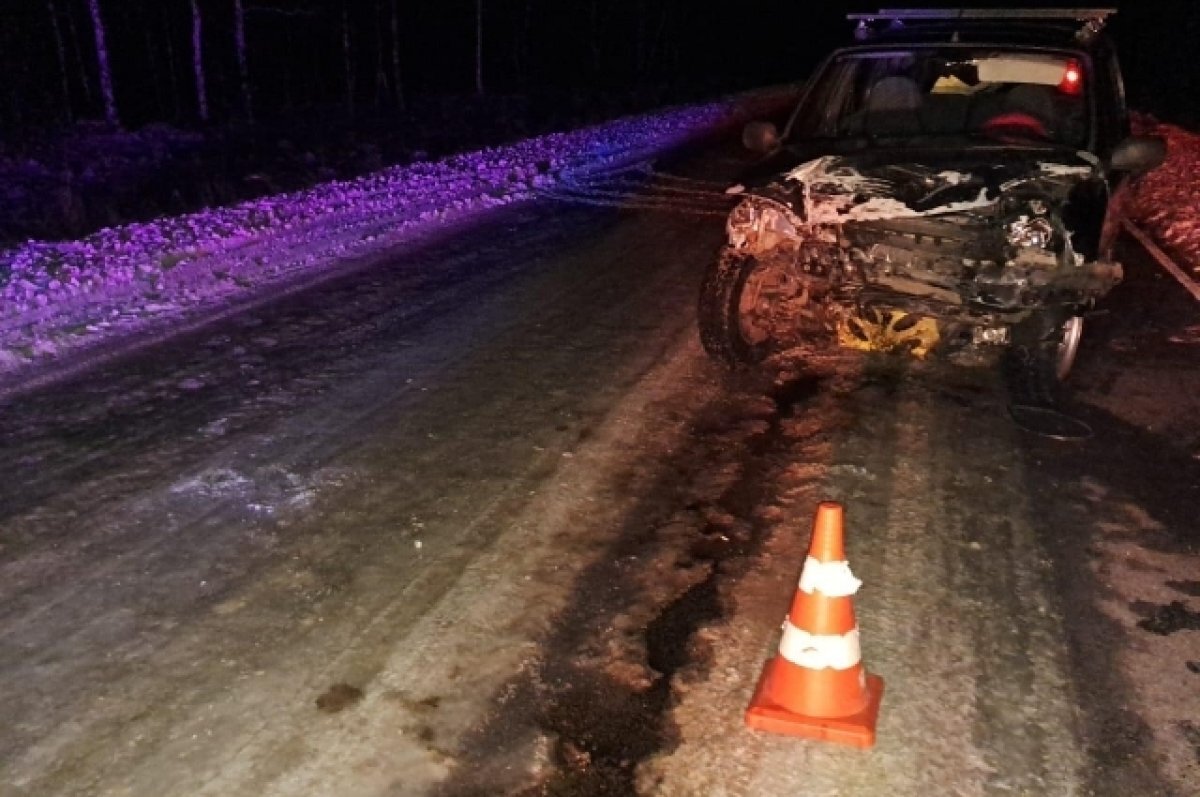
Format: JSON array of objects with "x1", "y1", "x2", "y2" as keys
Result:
[
  {"x1": 1109, "y1": 135, "x2": 1167, "y2": 175},
  {"x1": 742, "y1": 121, "x2": 780, "y2": 154}
]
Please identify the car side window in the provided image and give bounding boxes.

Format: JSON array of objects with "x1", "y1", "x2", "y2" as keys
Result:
[
  {"x1": 1099, "y1": 51, "x2": 1130, "y2": 147},
  {"x1": 795, "y1": 55, "x2": 923, "y2": 138},
  {"x1": 795, "y1": 59, "x2": 860, "y2": 138}
]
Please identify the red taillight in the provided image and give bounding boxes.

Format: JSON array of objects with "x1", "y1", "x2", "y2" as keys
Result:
[{"x1": 1059, "y1": 61, "x2": 1083, "y2": 95}]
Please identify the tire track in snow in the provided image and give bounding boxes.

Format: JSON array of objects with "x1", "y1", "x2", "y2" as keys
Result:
[
  {"x1": 538, "y1": 160, "x2": 739, "y2": 218},
  {"x1": 641, "y1": 360, "x2": 1088, "y2": 796}
]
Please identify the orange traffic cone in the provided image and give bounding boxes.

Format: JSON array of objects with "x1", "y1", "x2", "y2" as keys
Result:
[{"x1": 745, "y1": 501, "x2": 884, "y2": 748}]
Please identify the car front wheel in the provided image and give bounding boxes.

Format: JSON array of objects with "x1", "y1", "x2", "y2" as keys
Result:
[{"x1": 698, "y1": 250, "x2": 781, "y2": 366}]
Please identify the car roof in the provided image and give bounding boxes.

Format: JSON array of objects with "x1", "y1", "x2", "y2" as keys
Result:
[{"x1": 846, "y1": 8, "x2": 1115, "y2": 51}]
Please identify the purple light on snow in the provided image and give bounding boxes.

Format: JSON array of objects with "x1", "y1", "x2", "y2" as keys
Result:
[{"x1": 0, "y1": 88, "x2": 796, "y2": 376}]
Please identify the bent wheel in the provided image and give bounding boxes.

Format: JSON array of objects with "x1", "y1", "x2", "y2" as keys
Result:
[{"x1": 698, "y1": 251, "x2": 796, "y2": 366}]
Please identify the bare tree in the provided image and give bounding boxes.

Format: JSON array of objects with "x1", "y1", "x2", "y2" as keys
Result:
[
  {"x1": 635, "y1": 0, "x2": 645, "y2": 73},
  {"x1": 162, "y1": 3, "x2": 182, "y2": 120},
  {"x1": 513, "y1": 0, "x2": 531, "y2": 88},
  {"x1": 373, "y1": 0, "x2": 387, "y2": 111},
  {"x1": 234, "y1": 0, "x2": 253, "y2": 122},
  {"x1": 191, "y1": 0, "x2": 209, "y2": 122},
  {"x1": 0, "y1": 19, "x2": 20, "y2": 129},
  {"x1": 85, "y1": 0, "x2": 119, "y2": 126},
  {"x1": 390, "y1": 0, "x2": 404, "y2": 110},
  {"x1": 341, "y1": 2, "x2": 355, "y2": 116},
  {"x1": 64, "y1": 1, "x2": 96, "y2": 107},
  {"x1": 46, "y1": 0, "x2": 72, "y2": 122},
  {"x1": 281, "y1": 22, "x2": 294, "y2": 114},
  {"x1": 141, "y1": 15, "x2": 167, "y2": 118},
  {"x1": 589, "y1": 0, "x2": 601, "y2": 76},
  {"x1": 242, "y1": 3, "x2": 317, "y2": 117},
  {"x1": 475, "y1": 0, "x2": 484, "y2": 96},
  {"x1": 645, "y1": 1, "x2": 671, "y2": 78}
]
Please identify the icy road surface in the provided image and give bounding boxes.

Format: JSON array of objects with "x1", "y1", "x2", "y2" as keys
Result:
[{"x1": 1, "y1": 140, "x2": 1198, "y2": 797}]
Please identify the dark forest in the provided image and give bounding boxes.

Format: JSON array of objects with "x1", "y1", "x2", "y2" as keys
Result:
[
  {"x1": 2, "y1": 1, "x2": 1198, "y2": 135},
  {"x1": 1, "y1": 1, "x2": 1196, "y2": 245}
]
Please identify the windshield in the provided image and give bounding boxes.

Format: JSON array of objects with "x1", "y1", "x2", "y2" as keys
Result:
[{"x1": 788, "y1": 47, "x2": 1091, "y2": 150}]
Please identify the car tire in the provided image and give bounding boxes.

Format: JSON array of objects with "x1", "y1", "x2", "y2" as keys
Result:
[
  {"x1": 1008, "y1": 313, "x2": 1084, "y2": 403},
  {"x1": 697, "y1": 250, "x2": 770, "y2": 366},
  {"x1": 1048, "y1": 315, "x2": 1084, "y2": 381}
]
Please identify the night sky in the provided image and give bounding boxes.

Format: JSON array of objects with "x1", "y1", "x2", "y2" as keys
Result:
[{"x1": 0, "y1": 1, "x2": 1197, "y2": 133}]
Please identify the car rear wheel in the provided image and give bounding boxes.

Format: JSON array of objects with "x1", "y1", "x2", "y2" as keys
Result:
[
  {"x1": 1008, "y1": 313, "x2": 1085, "y2": 404},
  {"x1": 1052, "y1": 315, "x2": 1084, "y2": 381}
]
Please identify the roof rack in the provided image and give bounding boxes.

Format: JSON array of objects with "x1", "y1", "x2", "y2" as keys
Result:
[
  {"x1": 847, "y1": 9, "x2": 1117, "y2": 23},
  {"x1": 848, "y1": 8, "x2": 1117, "y2": 43}
]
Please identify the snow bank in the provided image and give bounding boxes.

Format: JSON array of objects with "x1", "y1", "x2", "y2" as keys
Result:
[
  {"x1": 1128, "y1": 120, "x2": 1200, "y2": 271},
  {"x1": 0, "y1": 88, "x2": 796, "y2": 385}
]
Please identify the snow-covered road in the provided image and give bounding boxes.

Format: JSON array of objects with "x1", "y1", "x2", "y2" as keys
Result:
[{"x1": 1, "y1": 134, "x2": 1197, "y2": 796}]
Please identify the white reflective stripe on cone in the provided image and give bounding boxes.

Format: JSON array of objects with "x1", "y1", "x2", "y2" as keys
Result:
[
  {"x1": 778, "y1": 622, "x2": 862, "y2": 671},
  {"x1": 797, "y1": 556, "x2": 862, "y2": 597}
]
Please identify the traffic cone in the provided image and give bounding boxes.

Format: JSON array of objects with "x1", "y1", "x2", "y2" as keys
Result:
[{"x1": 745, "y1": 501, "x2": 884, "y2": 748}]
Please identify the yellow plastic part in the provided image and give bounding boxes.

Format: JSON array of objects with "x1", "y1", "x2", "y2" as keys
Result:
[{"x1": 837, "y1": 308, "x2": 940, "y2": 358}]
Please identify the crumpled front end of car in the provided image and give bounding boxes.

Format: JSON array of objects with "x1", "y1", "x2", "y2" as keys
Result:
[{"x1": 722, "y1": 154, "x2": 1122, "y2": 358}]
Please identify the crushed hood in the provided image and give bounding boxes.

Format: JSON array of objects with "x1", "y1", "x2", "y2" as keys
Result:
[{"x1": 757, "y1": 153, "x2": 1098, "y2": 225}]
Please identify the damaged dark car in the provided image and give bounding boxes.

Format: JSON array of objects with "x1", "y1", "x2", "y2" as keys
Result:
[{"x1": 699, "y1": 8, "x2": 1165, "y2": 382}]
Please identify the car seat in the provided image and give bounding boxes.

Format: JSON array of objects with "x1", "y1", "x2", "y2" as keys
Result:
[
  {"x1": 864, "y1": 76, "x2": 924, "y2": 136},
  {"x1": 1003, "y1": 84, "x2": 1058, "y2": 130},
  {"x1": 921, "y1": 92, "x2": 970, "y2": 134}
]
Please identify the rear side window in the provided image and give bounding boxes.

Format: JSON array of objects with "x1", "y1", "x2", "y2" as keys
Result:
[{"x1": 1093, "y1": 49, "x2": 1129, "y2": 148}]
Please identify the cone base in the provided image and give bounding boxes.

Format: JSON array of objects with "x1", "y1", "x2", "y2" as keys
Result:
[{"x1": 744, "y1": 671, "x2": 884, "y2": 749}]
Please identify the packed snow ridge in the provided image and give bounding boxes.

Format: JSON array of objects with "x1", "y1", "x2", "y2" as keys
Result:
[
  {"x1": 0, "y1": 89, "x2": 794, "y2": 381},
  {"x1": 1128, "y1": 118, "x2": 1200, "y2": 270}
]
